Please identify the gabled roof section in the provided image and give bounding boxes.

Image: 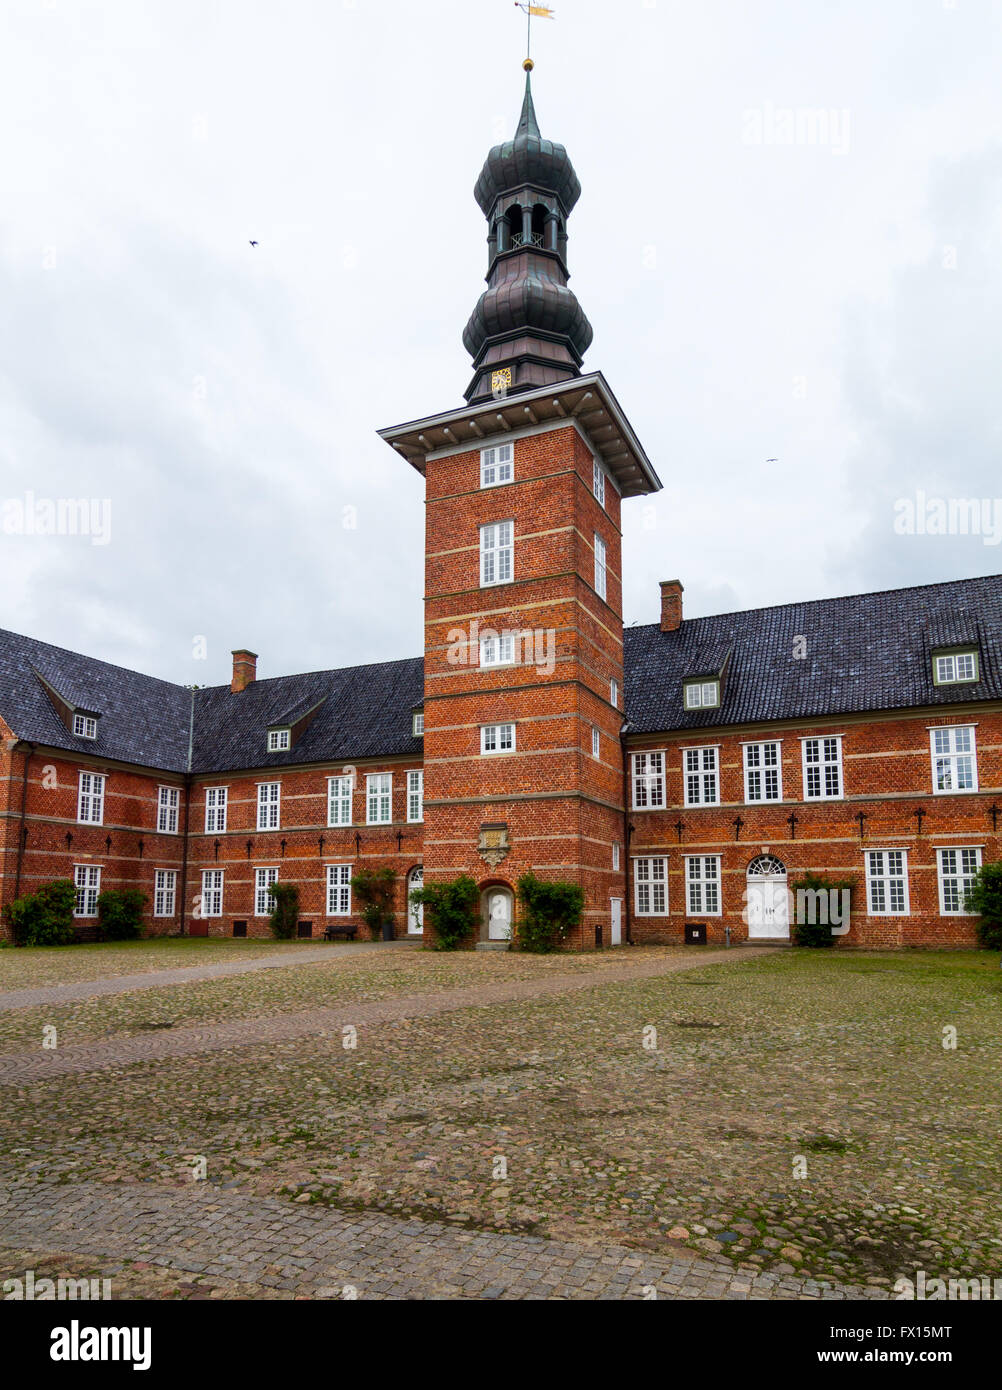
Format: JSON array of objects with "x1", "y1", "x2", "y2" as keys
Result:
[{"x1": 624, "y1": 574, "x2": 1002, "y2": 734}]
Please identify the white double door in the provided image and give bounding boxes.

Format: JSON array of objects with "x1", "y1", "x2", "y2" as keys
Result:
[{"x1": 746, "y1": 874, "x2": 790, "y2": 938}]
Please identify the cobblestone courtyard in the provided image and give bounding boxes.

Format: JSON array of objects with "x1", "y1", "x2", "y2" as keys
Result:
[{"x1": 1, "y1": 940, "x2": 999, "y2": 1300}]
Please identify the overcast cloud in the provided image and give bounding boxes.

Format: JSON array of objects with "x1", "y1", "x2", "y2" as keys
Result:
[{"x1": 1, "y1": 0, "x2": 1000, "y2": 687}]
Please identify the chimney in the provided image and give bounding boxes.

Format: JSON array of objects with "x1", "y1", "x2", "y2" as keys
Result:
[
  {"x1": 660, "y1": 579, "x2": 684, "y2": 633},
  {"x1": 231, "y1": 649, "x2": 258, "y2": 693}
]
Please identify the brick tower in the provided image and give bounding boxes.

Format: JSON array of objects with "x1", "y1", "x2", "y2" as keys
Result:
[{"x1": 380, "y1": 62, "x2": 661, "y2": 948}]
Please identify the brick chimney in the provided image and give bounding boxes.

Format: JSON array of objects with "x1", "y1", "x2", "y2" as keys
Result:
[
  {"x1": 231, "y1": 649, "x2": 258, "y2": 693},
  {"x1": 660, "y1": 579, "x2": 684, "y2": 632}
]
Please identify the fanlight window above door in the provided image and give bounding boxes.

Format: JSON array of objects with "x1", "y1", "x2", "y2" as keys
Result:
[{"x1": 747, "y1": 855, "x2": 787, "y2": 877}]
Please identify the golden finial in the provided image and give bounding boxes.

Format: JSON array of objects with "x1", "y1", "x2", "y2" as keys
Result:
[{"x1": 523, "y1": 58, "x2": 534, "y2": 71}]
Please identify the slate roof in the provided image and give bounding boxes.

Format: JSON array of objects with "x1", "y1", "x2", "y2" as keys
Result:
[{"x1": 624, "y1": 574, "x2": 1002, "y2": 734}]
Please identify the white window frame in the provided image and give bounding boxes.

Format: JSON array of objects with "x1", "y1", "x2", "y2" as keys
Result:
[
  {"x1": 481, "y1": 723, "x2": 516, "y2": 755},
  {"x1": 255, "y1": 866, "x2": 279, "y2": 917},
  {"x1": 936, "y1": 847, "x2": 982, "y2": 915},
  {"x1": 328, "y1": 774, "x2": 353, "y2": 827},
  {"x1": 154, "y1": 868, "x2": 176, "y2": 918},
  {"x1": 801, "y1": 735, "x2": 843, "y2": 801},
  {"x1": 412, "y1": 712, "x2": 424, "y2": 736},
  {"x1": 77, "y1": 771, "x2": 106, "y2": 825},
  {"x1": 204, "y1": 786, "x2": 228, "y2": 834},
  {"x1": 684, "y1": 681, "x2": 720, "y2": 710},
  {"x1": 480, "y1": 442, "x2": 513, "y2": 488},
  {"x1": 200, "y1": 869, "x2": 224, "y2": 918},
  {"x1": 934, "y1": 651, "x2": 978, "y2": 685},
  {"x1": 631, "y1": 751, "x2": 665, "y2": 809},
  {"x1": 367, "y1": 772, "x2": 392, "y2": 824},
  {"x1": 480, "y1": 520, "x2": 513, "y2": 586},
  {"x1": 610, "y1": 677, "x2": 619, "y2": 709},
  {"x1": 594, "y1": 534, "x2": 607, "y2": 601},
  {"x1": 591, "y1": 726, "x2": 600, "y2": 759},
  {"x1": 73, "y1": 864, "x2": 101, "y2": 917},
  {"x1": 257, "y1": 781, "x2": 281, "y2": 831},
  {"x1": 592, "y1": 458, "x2": 605, "y2": 507},
  {"x1": 742, "y1": 741, "x2": 783, "y2": 803},
  {"x1": 73, "y1": 713, "x2": 97, "y2": 739},
  {"x1": 267, "y1": 729, "x2": 290, "y2": 752},
  {"x1": 634, "y1": 856, "x2": 668, "y2": 916},
  {"x1": 683, "y1": 746, "x2": 719, "y2": 807},
  {"x1": 865, "y1": 850, "x2": 910, "y2": 916},
  {"x1": 479, "y1": 631, "x2": 516, "y2": 667},
  {"x1": 326, "y1": 863, "x2": 352, "y2": 916},
  {"x1": 612, "y1": 841, "x2": 621, "y2": 871},
  {"x1": 157, "y1": 785, "x2": 180, "y2": 834},
  {"x1": 930, "y1": 725, "x2": 978, "y2": 794},
  {"x1": 407, "y1": 769, "x2": 424, "y2": 823},
  {"x1": 685, "y1": 855, "x2": 722, "y2": 916}
]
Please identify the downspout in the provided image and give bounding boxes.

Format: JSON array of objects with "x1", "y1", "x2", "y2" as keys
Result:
[
  {"x1": 13, "y1": 740, "x2": 35, "y2": 901},
  {"x1": 177, "y1": 686, "x2": 195, "y2": 937},
  {"x1": 620, "y1": 722, "x2": 634, "y2": 945}
]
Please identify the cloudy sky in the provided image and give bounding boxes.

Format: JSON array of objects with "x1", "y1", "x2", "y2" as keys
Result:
[{"x1": 1, "y1": 0, "x2": 1000, "y2": 687}]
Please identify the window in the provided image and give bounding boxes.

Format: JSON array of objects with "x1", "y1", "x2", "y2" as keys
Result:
[
  {"x1": 413, "y1": 712, "x2": 424, "y2": 736},
  {"x1": 592, "y1": 458, "x2": 605, "y2": 506},
  {"x1": 154, "y1": 869, "x2": 176, "y2": 917},
  {"x1": 77, "y1": 772, "x2": 105, "y2": 825},
  {"x1": 367, "y1": 772, "x2": 392, "y2": 824},
  {"x1": 482, "y1": 723, "x2": 515, "y2": 754},
  {"x1": 267, "y1": 729, "x2": 290, "y2": 752},
  {"x1": 328, "y1": 775, "x2": 352, "y2": 826},
  {"x1": 326, "y1": 863, "x2": 352, "y2": 916},
  {"x1": 591, "y1": 727, "x2": 600, "y2": 759},
  {"x1": 937, "y1": 847, "x2": 982, "y2": 915},
  {"x1": 480, "y1": 520, "x2": 513, "y2": 586},
  {"x1": 865, "y1": 850, "x2": 909, "y2": 916},
  {"x1": 480, "y1": 443, "x2": 513, "y2": 488},
  {"x1": 73, "y1": 865, "x2": 101, "y2": 917},
  {"x1": 480, "y1": 632, "x2": 515, "y2": 667},
  {"x1": 257, "y1": 782, "x2": 280, "y2": 830},
  {"x1": 802, "y1": 736, "x2": 843, "y2": 800},
  {"x1": 684, "y1": 681, "x2": 720, "y2": 710},
  {"x1": 594, "y1": 534, "x2": 607, "y2": 600},
  {"x1": 157, "y1": 786, "x2": 179, "y2": 834},
  {"x1": 930, "y1": 726, "x2": 977, "y2": 793},
  {"x1": 685, "y1": 856, "x2": 721, "y2": 916},
  {"x1": 684, "y1": 747, "x2": 719, "y2": 806},
  {"x1": 407, "y1": 770, "x2": 423, "y2": 823},
  {"x1": 631, "y1": 751, "x2": 665, "y2": 809},
  {"x1": 255, "y1": 866, "x2": 279, "y2": 916},
  {"x1": 610, "y1": 677, "x2": 619, "y2": 709},
  {"x1": 743, "y1": 742, "x2": 782, "y2": 803},
  {"x1": 612, "y1": 841, "x2": 621, "y2": 871},
  {"x1": 934, "y1": 651, "x2": 978, "y2": 685},
  {"x1": 200, "y1": 869, "x2": 224, "y2": 917},
  {"x1": 205, "y1": 787, "x2": 228, "y2": 834},
  {"x1": 73, "y1": 713, "x2": 97, "y2": 739},
  {"x1": 634, "y1": 857, "x2": 668, "y2": 915}
]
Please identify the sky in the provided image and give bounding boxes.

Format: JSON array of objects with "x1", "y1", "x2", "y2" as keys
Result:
[{"x1": 1, "y1": 0, "x2": 1000, "y2": 688}]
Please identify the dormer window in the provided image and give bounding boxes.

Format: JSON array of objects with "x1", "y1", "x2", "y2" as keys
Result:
[
  {"x1": 934, "y1": 650, "x2": 978, "y2": 685},
  {"x1": 481, "y1": 443, "x2": 513, "y2": 488},
  {"x1": 73, "y1": 713, "x2": 97, "y2": 739},
  {"x1": 413, "y1": 712, "x2": 424, "y2": 736},
  {"x1": 267, "y1": 729, "x2": 290, "y2": 752},
  {"x1": 684, "y1": 680, "x2": 720, "y2": 710}
]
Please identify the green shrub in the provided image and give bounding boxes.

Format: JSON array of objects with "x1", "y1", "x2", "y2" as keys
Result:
[
  {"x1": 267, "y1": 882, "x2": 300, "y2": 939},
  {"x1": 411, "y1": 875, "x2": 479, "y2": 950},
  {"x1": 966, "y1": 861, "x2": 1002, "y2": 950},
  {"x1": 516, "y1": 872, "x2": 584, "y2": 953},
  {"x1": 4, "y1": 880, "x2": 76, "y2": 946},
  {"x1": 350, "y1": 867, "x2": 397, "y2": 941},
  {"x1": 97, "y1": 888, "x2": 147, "y2": 941},
  {"x1": 788, "y1": 871, "x2": 857, "y2": 948}
]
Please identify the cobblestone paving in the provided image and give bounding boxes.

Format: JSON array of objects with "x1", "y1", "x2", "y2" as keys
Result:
[
  {"x1": 0, "y1": 1181, "x2": 883, "y2": 1300},
  {"x1": 0, "y1": 947, "x2": 765, "y2": 1087},
  {"x1": 0, "y1": 940, "x2": 416, "y2": 1013}
]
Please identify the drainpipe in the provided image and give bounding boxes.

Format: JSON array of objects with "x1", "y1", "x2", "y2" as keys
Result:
[
  {"x1": 12, "y1": 741, "x2": 35, "y2": 902},
  {"x1": 178, "y1": 774, "x2": 192, "y2": 937},
  {"x1": 620, "y1": 723, "x2": 634, "y2": 945}
]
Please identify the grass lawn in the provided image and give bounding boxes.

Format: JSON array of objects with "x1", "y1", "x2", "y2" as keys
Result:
[{"x1": 0, "y1": 937, "x2": 333, "y2": 990}]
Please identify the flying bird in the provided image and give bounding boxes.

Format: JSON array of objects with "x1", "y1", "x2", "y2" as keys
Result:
[
  {"x1": 766, "y1": 457, "x2": 778, "y2": 462},
  {"x1": 249, "y1": 240, "x2": 258, "y2": 247}
]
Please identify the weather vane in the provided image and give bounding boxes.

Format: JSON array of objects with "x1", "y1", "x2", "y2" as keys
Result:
[{"x1": 515, "y1": 3, "x2": 554, "y2": 66}]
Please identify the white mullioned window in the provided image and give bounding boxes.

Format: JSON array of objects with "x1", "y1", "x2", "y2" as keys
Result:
[
  {"x1": 685, "y1": 855, "x2": 722, "y2": 916},
  {"x1": 937, "y1": 847, "x2": 982, "y2": 915},
  {"x1": 205, "y1": 787, "x2": 228, "y2": 834},
  {"x1": 865, "y1": 850, "x2": 909, "y2": 916},
  {"x1": 802, "y1": 736, "x2": 843, "y2": 800},
  {"x1": 328, "y1": 775, "x2": 353, "y2": 826},
  {"x1": 480, "y1": 442, "x2": 513, "y2": 488},
  {"x1": 684, "y1": 747, "x2": 719, "y2": 806},
  {"x1": 591, "y1": 727, "x2": 600, "y2": 759},
  {"x1": 684, "y1": 681, "x2": 719, "y2": 710},
  {"x1": 480, "y1": 631, "x2": 515, "y2": 667},
  {"x1": 930, "y1": 726, "x2": 977, "y2": 794},
  {"x1": 73, "y1": 864, "x2": 101, "y2": 917},
  {"x1": 257, "y1": 781, "x2": 281, "y2": 830},
  {"x1": 634, "y1": 856, "x2": 668, "y2": 915},
  {"x1": 367, "y1": 772, "x2": 392, "y2": 824},
  {"x1": 482, "y1": 723, "x2": 515, "y2": 754},
  {"x1": 267, "y1": 729, "x2": 290, "y2": 752},
  {"x1": 594, "y1": 534, "x2": 607, "y2": 600},
  {"x1": 480, "y1": 520, "x2": 513, "y2": 586},
  {"x1": 73, "y1": 713, "x2": 97, "y2": 739},
  {"x1": 592, "y1": 458, "x2": 605, "y2": 506},
  {"x1": 631, "y1": 751, "x2": 665, "y2": 809},
  {"x1": 326, "y1": 863, "x2": 352, "y2": 916},
  {"x1": 255, "y1": 866, "x2": 279, "y2": 916},
  {"x1": 610, "y1": 677, "x2": 619, "y2": 709},
  {"x1": 77, "y1": 771, "x2": 106, "y2": 825},
  {"x1": 200, "y1": 869, "x2": 224, "y2": 917},
  {"x1": 743, "y1": 742, "x2": 782, "y2": 803},
  {"x1": 935, "y1": 651, "x2": 977, "y2": 684},
  {"x1": 407, "y1": 770, "x2": 423, "y2": 823},
  {"x1": 154, "y1": 869, "x2": 176, "y2": 917},
  {"x1": 413, "y1": 712, "x2": 424, "y2": 736},
  {"x1": 157, "y1": 785, "x2": 180, "y2": 834},
  {"x1": 612, "y1": 841, "x2": 621, "y2": 871}
]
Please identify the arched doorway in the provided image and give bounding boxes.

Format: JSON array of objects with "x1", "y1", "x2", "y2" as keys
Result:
[
  {"x1": 480, "y1": 885, "x2": 514, "y2": 943},
  {"x1": 746, "y1": 855, "x2": 790, "y2": 938},
  {"x1": 406, "y1": 866, "x2": 424, "y2": 936}
]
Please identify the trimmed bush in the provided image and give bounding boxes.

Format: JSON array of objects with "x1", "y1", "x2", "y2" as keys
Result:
[
  {"x1": 966, "y1": 861, "x2": 1002, "y2": 950},
  {"x1": 516, "y1": 872, "x2": 584, "y2": 953},
  {"x1": 267, "y1": 882, "x2": 300, "y2": 939},
  {"x1": 788, "y1": 871, "x2": 857, "y2": 948},
  {"x1": 4, "y1": 880, "x2": 76, "y2": 946},
  {"x1": 97, "y1": 888, "x2": 147, "y2": 941},
  {"x1": 411, "y1": 875, "x2": 479, "y2": 950},
  {"x1": 350, "y1": 866, "x2": 397, "y2": 941}
]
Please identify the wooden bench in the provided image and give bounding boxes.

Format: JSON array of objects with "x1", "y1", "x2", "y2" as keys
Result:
[{"x1": 323, "y1": 924, "x2": 358, "y2": 942}]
